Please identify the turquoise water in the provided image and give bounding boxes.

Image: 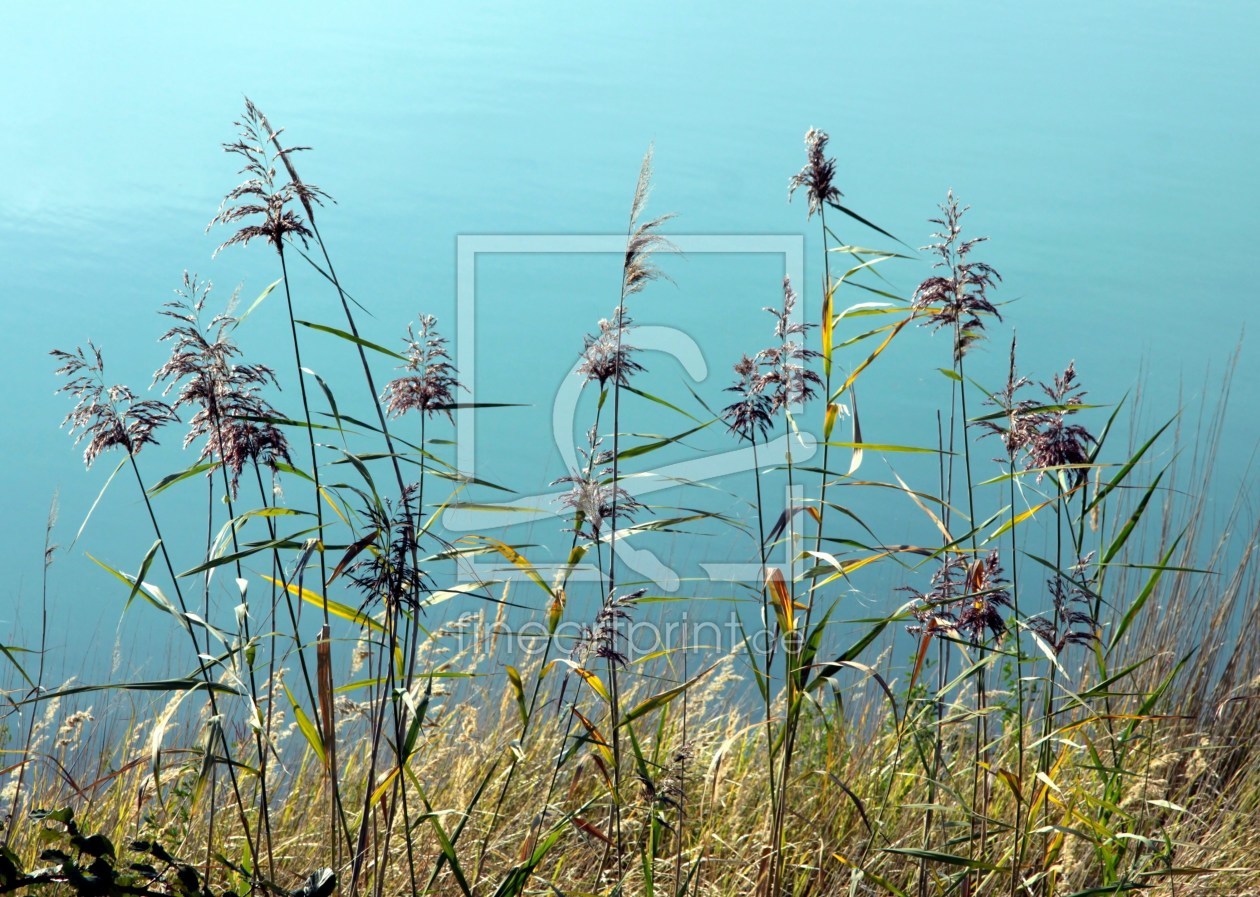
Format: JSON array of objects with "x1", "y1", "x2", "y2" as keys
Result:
[{"x1": 3, "y1": 2, "x2": 1258, "y2": 679}]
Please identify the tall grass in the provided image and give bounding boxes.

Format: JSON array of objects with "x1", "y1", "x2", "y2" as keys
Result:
[{"x1": 1, "y1": 105, "x2": 1258, "y2": 897}]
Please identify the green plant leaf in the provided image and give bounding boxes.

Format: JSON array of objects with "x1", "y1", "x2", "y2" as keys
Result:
[
  {"x1": 1087, "y1": 418, "x2": 1174, "y2": 513},
  {"x1": 1109, "y1": 533, "x2": 1183, "y2": 651},
  {"x1": 232, "y1": 278, "x2": 282, "y2": 328},
  {"x1": 283, "y1": 683, "x2": 326, "y2": 766},
  {"x1": 147, "y1": 462, "x2": 218, "y2": 497},
  {"x1": 295, "y1": 320, "x2": 406, "y2": 360},
  {"x1": 1101, "y1": 469, "x2": 1166, "y2": 566},
  {"x1": 880, "y1": 847, "x2": 996, "y2": 870},
  {"x1": 260, "y1": 574, "x2": 384, "y2": 632},
  {"x1": 620, "y1": 663, "x2": 718, "y2": 726}
]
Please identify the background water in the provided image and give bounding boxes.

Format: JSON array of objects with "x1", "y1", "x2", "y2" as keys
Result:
[{"x1": 3, "y1": 2, "x2": 1258, "y2": 683}]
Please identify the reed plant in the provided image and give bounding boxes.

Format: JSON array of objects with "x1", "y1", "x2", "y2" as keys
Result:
[{"x1": 1, "y1": 108, "x2": 1258, "y2": 897}]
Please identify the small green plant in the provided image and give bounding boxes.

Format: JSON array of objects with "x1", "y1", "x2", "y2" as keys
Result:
[{"x1": 2, "y1": 807, "x2": 216, "y2": 897}]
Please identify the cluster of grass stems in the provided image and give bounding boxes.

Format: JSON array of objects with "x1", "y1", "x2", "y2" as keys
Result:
[{"x1": 2, "y1": 105, "x2": 1259, "y2": 897}]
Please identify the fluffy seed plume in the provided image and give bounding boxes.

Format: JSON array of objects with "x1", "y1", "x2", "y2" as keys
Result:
[
  {"x1": 52, "y1": 343, "x2": 178, "y2": 469},
  {"x1": 1028, "y1": 554, "x2": 1099, "y2": 655},
  {"x1": 906, "y1": 551, "x2": 1011, "y2": 646},
  {"x1": 979, "y1": 345, "x2": 1095, "y2": 486},
  {"x1": 912, "y1": 191, "x2": 1001, "y2": 360},
  {"x1": 1025, "y1": 362, "x2": 1095, "y2": 485},
  {"x1": 621, "y1": 145, "x2": 676, "y2": 300},
  {"x1": 347, "y1": 485, "x2": 429, "y2": 615},
  {"x1": 577, "y1": 308, "x2": 644, "y2": 389},
  {"x1": 722, "y1": 354, "x2": 775, "y2": 443},
  {"x1": 552, "y1": 428, "x2": 644, "y2": 541},
  {"x1": 757, "y1": 276, "x2": 823, "y2": 413},
  {"x1": 152, "y1": 272, "x2": 291, "y2": 497},
  {"x1": 381, "y1": 314, "x2": 464, "y2": 421},
  {"x1": 209, "y1": 99, "x2": 329, "y2": 256},
  {"x1": 788, "y1": 127, "x2": 842, "y2": 218},
  {"x1": 721, "y1": 277, "x2": 822, "y2": 443},
  {"x1": 978, "y1": 335, "x2": 1035, "y2": 463},
  {"x1": 575, "y1": 587, "x2": 647, "y2": 669}
]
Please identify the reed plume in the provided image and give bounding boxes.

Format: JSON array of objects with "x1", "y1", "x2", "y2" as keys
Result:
[
  {"x1": 959, "y1": 551, "x2": 1011, "y2": 645},
  {"x1": 1025, "y1": 362, "x2": 1095, "y2": 485},
  {"x1": 153, "y1": 272, "x2": 291, "y2": 497},
  {"x1": 575, "y1": 587, "x2": 646, "y2": 669},
  {"x1": 209, "y1": 99, "x2": 327, "y2": 255},
  {"x1": 787, "y1": 127, "x2": 842, "y2": 218},
  {"x1": 905, "y1": 551, "x2": 1010, "y2": 646},
  {"x1": 979, "y1": 337, "x2": 1037, "y2": 463},
  {"x1": 348, "y1": 485, "x2": 428, "y2": 615},
  {"x1": 758, "y1": 275, "x2": 823, "y2": 413},
  {"x1": 380, "y1": 314, "x2": 464, "y2": 421},
  {"x1": 621, "y1": 145, "x2": 676, "y2": 300},
  {"x1": 1029, "y1": 554, "x2": 1099, "y2": 655},
  {"x1": 552, "y1": 430, "x2": 643, "y2": 542},
  {"x1": 52, "y1": 343, "x2": 178, "y2": 468},
  {"x1": 721, "y1": 354, "x2": 775, "y2": 443},
  {"x1": 577, "y1": 308, "x2": 644, "y2": 389},
  {"x1": 980, "y1": 357, "x2": 1095, "y2": 485},
  {"x1": 912, "y1": 190, "x2": 1002, "y2": 361}
]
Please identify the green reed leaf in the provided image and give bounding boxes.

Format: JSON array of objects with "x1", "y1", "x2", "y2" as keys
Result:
[
  {"x1": 232, "y1": 278, "x2": 282, "y2": 328},
  {"x1": 623, "y1": 384, "x2": 701, "y2": 422},
  {"x1": 295, "y1": 320, "x2": 406, "y2": 360},
  {"x1": 72, "y1": 457, "x2": 125, "y2": 548},
  {"x1": 825, "y1": 200, "x2": 908, "y2": 248},
  {"x1": 23, "y1": 677, "x2": 238, "y2": 704},
  {"x1": 1109, "y1": 532, "x2": 1184, "y2": 651},
  {"x1": 1101, "y1": 468, "x2": 1166, "y2": 566},
  {"x1": 616, "y1": 420, "x2": 713, "y2": 460},
  {"x1": 620, "y1": 663, "x2": 717, "y2": 727},
  {"x1": 261, "y1": 574, "x2": 384, "y2": 633},
  {"x1": 179, "y1": 528, "x2": 319, "y2": 579},
  {"x1": 880, "y1": 847, "x2": 996, "y2": 870},
  {"x1": 146, "y1": 462, "x2": 218, "y2": 498},
  {"x1": 1087, "y1": 418, "x2": 1174, "y2": 514},
  {"x1": 283, "y1": 683, "x2": 325, "y2": 766}
]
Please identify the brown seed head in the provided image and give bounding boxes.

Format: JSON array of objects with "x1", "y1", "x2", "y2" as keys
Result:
[
  {"x1": 209, "y1": 99, "x2": 329, "y2": 256},
  {"x1": 788, "y1": 128, "x2": 842, "y2": 219}
]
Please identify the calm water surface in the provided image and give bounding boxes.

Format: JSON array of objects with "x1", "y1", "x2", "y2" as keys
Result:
[{"x1": 2, "y1": 2, "x2": 1258, "y2": 680}]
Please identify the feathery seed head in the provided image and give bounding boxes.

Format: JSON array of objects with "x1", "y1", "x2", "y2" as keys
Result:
[
  {"x1": 912, "y1": 191, "x2": 1002, "y2": 361},
  {"x1": 381, "y1": 314, "x2": 464, "y2": 421},
  {"x1": 153, "y1": 273, "x2": 290, "y2": 496},
  {"x1": 622, "y1": 145, "x2": 677, "y2": 300},
  {"x1": 209, "y1": 99, "x2": 328, "y2": 256},
  {"x1": 788, "y1": 128, "x2": 842, "y2": 219},
  {"x1": 577, "y1": 308, "x2": 644, "y2": 389},
  {"x1": 53, "y1": 343, "x2": 177, "y2": 469}
]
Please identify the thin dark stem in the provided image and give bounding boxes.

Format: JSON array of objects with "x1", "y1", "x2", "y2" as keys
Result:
[
  {"x1": 4, "y1": 497, "x2": 55, "y2": 849},
  {"x1": 123, "y1": 452, "x2": 260, "y2": 885},
  {"x1": 204, "y1": 390, "x2": 276, "y2": 882},
  {"x1": 1003, "y1": 340, "x2": 1027, "y2": 897},
  {"x1": 954, "y1": 344, "x2": 988, "y2": 874},
  {"x1": 750, "y1": 435, "x2": 779, "y2": 810},
  {"x1": 276, "y1": 248, "x2": 330, "y2": 628},
  {"x1": 920, "y1": 411, "x2": 949, "y2": 897},
  {"x1": 813, "y1": 204, "x2": 834, "y2": 560},
  {"x1": 770, "y1": 412, "x2": 803, "y2": 897},
  {"x1": 202, "y1": 476, "x2": 218, "y2": 887},
  {"x1": 674, "y1": 622, "x2": 689, "y2": 893},
  {"x1": 248, "y1": 463, "x2": 354, "y2": 851},
  {"x1": 478, "y1": 397, "x2": 610, "y2": 880}
]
